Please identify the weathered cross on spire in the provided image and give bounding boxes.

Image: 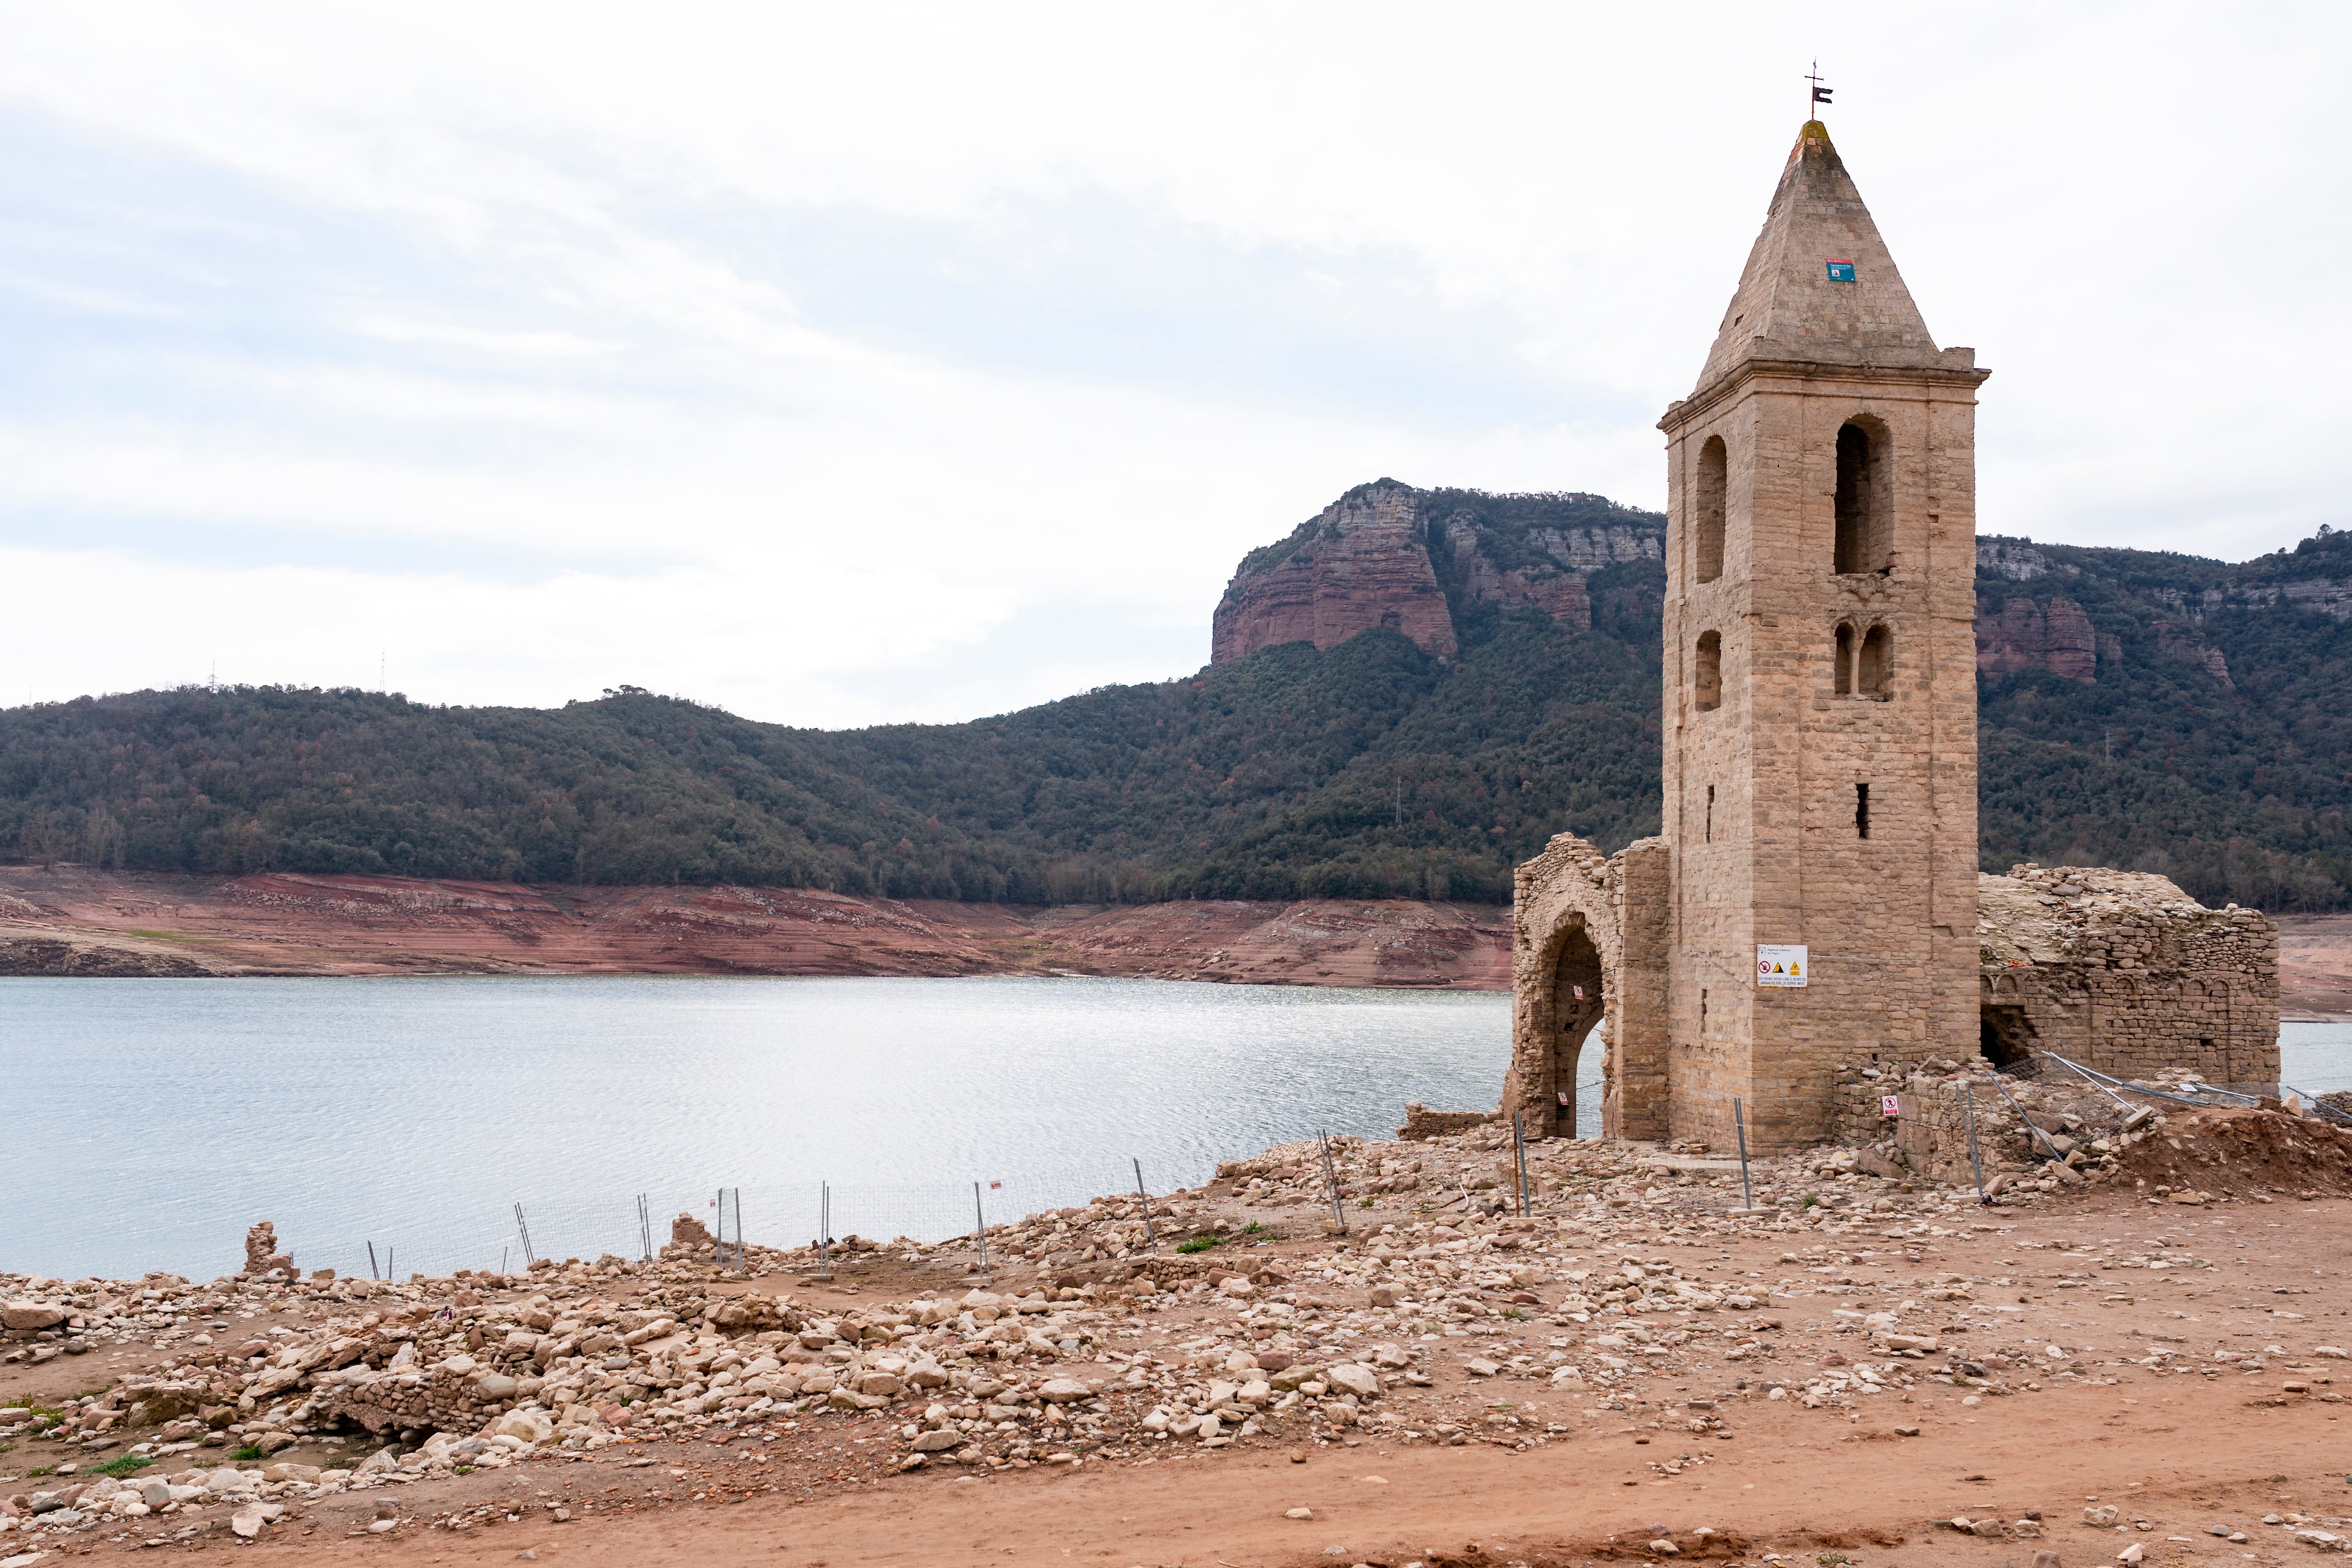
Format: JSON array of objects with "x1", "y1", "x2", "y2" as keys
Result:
[{"x1": 1806, "y1": 61, "x2": 1833, "y2": 118}]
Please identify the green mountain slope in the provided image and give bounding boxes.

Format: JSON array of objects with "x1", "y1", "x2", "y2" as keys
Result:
[
  {"x1": 5, "y1": 494, "x2": 2348, "y2": 911},
  {"x1": 1974, "y1": 526, "x2": 2352, "y2": 909}
]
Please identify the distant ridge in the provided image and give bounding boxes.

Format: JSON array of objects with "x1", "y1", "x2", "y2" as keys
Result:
[{"x1": 3, "y1": 487, "x2": 2349, "y2": 911}]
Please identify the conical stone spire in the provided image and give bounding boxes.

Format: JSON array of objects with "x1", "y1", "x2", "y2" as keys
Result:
[{"x1": 1692, "y1": 120, "x2": 1947, "y2": 394}]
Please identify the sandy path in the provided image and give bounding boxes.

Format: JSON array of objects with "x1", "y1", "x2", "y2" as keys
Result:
[{"x1": 217, "y1": 1345, "x2": 2349, "y2": 1568}]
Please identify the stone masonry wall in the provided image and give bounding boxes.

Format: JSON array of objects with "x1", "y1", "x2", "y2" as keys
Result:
[
  {"x1": 1979, "y1": 864, "x2": 2279, "y2": 1084},
  {"x1": 1506, "y1": 833, "x2": 1670, "y2": 1141},
  {"x1": 1659, "y1": 363, "x2": 1987, "y2": 1152}
]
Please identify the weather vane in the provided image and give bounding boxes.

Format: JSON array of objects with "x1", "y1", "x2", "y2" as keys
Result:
[{"x1": 1807, "y1": 61, "x2": 1833, "y2": 118}]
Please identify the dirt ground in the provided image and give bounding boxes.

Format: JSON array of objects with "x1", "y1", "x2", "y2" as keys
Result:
[
  {"x1": 2276, "y1": 914, "x2": 2352, "y2": 1021},
  {"x1": 13, "y1": 1185, "x2": 2352, "y2": 1568}
]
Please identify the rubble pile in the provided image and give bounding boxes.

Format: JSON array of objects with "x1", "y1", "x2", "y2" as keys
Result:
[
  {"x1": 7, "y1": 1105, "x2": 2350, "y2": 1550},
  {"x1": 2111, "y1": 1107, "x2": 2352, "y2": 1202},
  {"x1": 1828, "y1": 1049, "x2": 2352, "y2": 1203}
]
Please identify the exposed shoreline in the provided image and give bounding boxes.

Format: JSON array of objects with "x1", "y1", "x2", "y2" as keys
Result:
[
  {"x1": 0, "y1": 864, "x2": 1510, "y2": 990},
  {"x1": 8, "y1": 866, "x2": 2352, "y2": 1022},
  {"x1": 8, "y1": 1103, "x2": 2351, "y2": 1565}
]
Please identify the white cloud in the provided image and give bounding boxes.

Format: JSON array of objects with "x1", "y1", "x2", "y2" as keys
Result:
[{"x1": 0, "y1": 2, "x2": 2344, "y2": 722}]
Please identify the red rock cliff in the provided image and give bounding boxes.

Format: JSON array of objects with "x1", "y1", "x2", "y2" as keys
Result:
[
  {"x1": 1212, "y1": 481, "x2": 1457, "y2": 663},
  {"x1": 1977, "y1": 596, "x2": 2097, "y2": 682}
]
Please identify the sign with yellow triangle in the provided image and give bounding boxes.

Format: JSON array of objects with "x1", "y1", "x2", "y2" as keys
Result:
[{"x1": 1756, "y1": 944, "x2": 1809, "y2": 988}]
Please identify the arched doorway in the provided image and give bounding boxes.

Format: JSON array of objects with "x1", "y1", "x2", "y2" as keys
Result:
[
  {"x1": 1549, "y1": 924, "x2": 1605, "y2": 1137},
  {"x1": 1979, "y1": 1001, "x2": 2037, "y2": 1069}
]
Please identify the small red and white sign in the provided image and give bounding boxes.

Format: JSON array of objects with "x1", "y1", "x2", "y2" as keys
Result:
[{"x1": 1881, "y1": 1095, "x2": 1901, "y2": 1118}]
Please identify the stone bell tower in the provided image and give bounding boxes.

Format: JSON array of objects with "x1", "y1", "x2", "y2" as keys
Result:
[{"x1": 1654, "y1": 119, "x2": 1987, "y2": 1149}]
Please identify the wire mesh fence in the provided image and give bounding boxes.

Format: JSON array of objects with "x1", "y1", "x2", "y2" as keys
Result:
[{"x1": 271, "y1": 1169, "x2": 1168, "y2": 1284}]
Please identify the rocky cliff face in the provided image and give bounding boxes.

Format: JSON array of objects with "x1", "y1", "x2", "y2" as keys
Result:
[
  {"x1": 1211, "y1": 482, "x2": 1456, "y2": 663},
  {"x1": 1976, "y1": 596, "x2": 2097, "y2": 682},
  {"x1": 1212, "y1": 480, "x2": 1665, "y2": 665},
  {"x1": 1443, "y1": 517, "x2": 1590, "y2": 631}
]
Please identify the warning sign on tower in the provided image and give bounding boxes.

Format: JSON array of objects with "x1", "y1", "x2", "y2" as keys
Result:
[{"x1": 1756, "y1": 944, "x2": 1809, "y2": 987}]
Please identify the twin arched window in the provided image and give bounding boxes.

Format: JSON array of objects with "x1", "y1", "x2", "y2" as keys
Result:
[{"x1": 1835, "y1": 621, "x2": 1891, "y2": 697}]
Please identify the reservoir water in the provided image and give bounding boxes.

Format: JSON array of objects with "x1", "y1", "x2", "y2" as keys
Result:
[
  {"x1": 5, "y1": 975, "x2": 2346, "y2": 1284},
  {"x1": 3, "y1": 976, "x2": 1515, "y2": 1282}
]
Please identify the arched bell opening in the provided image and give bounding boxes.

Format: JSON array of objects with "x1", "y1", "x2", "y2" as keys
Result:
[{"x1": 1549, "y1": 925, "x2": 1606, "y2": 1137}]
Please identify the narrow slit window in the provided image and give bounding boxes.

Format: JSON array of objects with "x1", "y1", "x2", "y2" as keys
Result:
[
  {"x1": 1859, "y1": 624, "x2": 1891, "y2": 696},
  {"x1": 1694, "y1": 436, "x2": 1726, "y2": 584},
  {"x1": 1856, "y1": 782, "x2": 1871, "y2": 840},
  {"x1": 1834, "y1": 622, "x2": 1854, "y2": 695},
  {"x1": 1705, "y1": 784, "x2": 1715, "y2": 843},
  {"x1": 1694, "y1": 630, "x2": 1722, "y2": 712}
]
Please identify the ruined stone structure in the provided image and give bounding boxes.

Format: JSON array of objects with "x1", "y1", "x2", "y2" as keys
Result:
[
  {"x1": 1507, "y1": 119, "x2": 2280, "y2": 1150},
  {"x1": 1503, "y1": 834, "x2": 1669, "y2": 1140},
  {"x1": 1978, "y1": 865, "x2": 2278, "y2": 1083}
]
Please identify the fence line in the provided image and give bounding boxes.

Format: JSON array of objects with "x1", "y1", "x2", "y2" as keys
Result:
[{"x1": 272, "y1": 1166, "x2": 1198, "y2": 1284}]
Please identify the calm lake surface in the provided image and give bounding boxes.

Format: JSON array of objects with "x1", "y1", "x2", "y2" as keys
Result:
[
  {"x1": 3, "y1": 976, "x2": 1517, "y2": 1282},
  {"x1": 6, "y1": 976, "x2": 2346, "y2": 1284}
]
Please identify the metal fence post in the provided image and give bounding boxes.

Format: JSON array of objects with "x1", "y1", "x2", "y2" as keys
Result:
[
  {"x1": 816, "y1": 1182, "x2": 832, "y2": 1278},
  {"x1": 367, "y1": 1241, "x2": 379, "y2": 1281},
  {"x1": 513, "y1": 1203, "x2": 536, "y2": 1268},
  {"x1": 973, "y1": 1181, "x2": 990, "y2": 1281},
  {"x1": 1318, "y1": 1130, "x2": 1348, "y2": 1236},
  {"x1": 1134, "y1": 1158, "x2": 1158, "y2": 1253},
  {"x1": 1510, "y1": 1111, "x2": 1532, "y2": 1217},
  {"x1": 1733, "y1": 1097, "x2": 1753, "y2": 1211},
  {"x1": 1962, "y1": 1083, "x2": 1990, "y2": 1205}
]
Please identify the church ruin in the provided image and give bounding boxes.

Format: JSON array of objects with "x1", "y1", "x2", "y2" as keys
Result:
[{"x1": 1506, "y1": 119, "x2": 2280, "y2": 1148}]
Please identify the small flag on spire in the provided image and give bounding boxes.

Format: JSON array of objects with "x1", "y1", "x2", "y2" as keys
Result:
[{"x1": 1807, "y1": 61, "x2": 1833, "y2": 110}]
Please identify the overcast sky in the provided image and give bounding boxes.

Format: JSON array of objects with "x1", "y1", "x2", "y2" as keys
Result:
[{"x1": 2, "y1": 3, "x2": 2344, "y2": 727}]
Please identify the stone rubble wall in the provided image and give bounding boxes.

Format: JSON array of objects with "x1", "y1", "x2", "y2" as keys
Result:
[
  {"x1": 1827, "y1": 1051, "x2": 2145, "y2": 1194},
  {"x1": 1979, "y1": 865, "x2": 2279, "y2": 1084}
]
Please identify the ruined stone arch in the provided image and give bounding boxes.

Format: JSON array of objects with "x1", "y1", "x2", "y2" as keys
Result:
[{"x1": 1508, "y1": 834, "x2": 1670, "y2": 1140}]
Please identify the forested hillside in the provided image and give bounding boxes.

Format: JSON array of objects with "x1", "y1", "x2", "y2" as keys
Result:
[
  {"x1": 1974, "y1": 525, "x2": 2352, "y2": 910},
  {"x1": 4, "y1": 490, "x2": 2348, "y2": 911}
]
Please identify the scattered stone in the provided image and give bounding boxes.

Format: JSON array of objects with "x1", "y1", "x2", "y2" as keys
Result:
[{"x1": 241, "y1": 1220, "x2": 295, "y2": 1280}]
